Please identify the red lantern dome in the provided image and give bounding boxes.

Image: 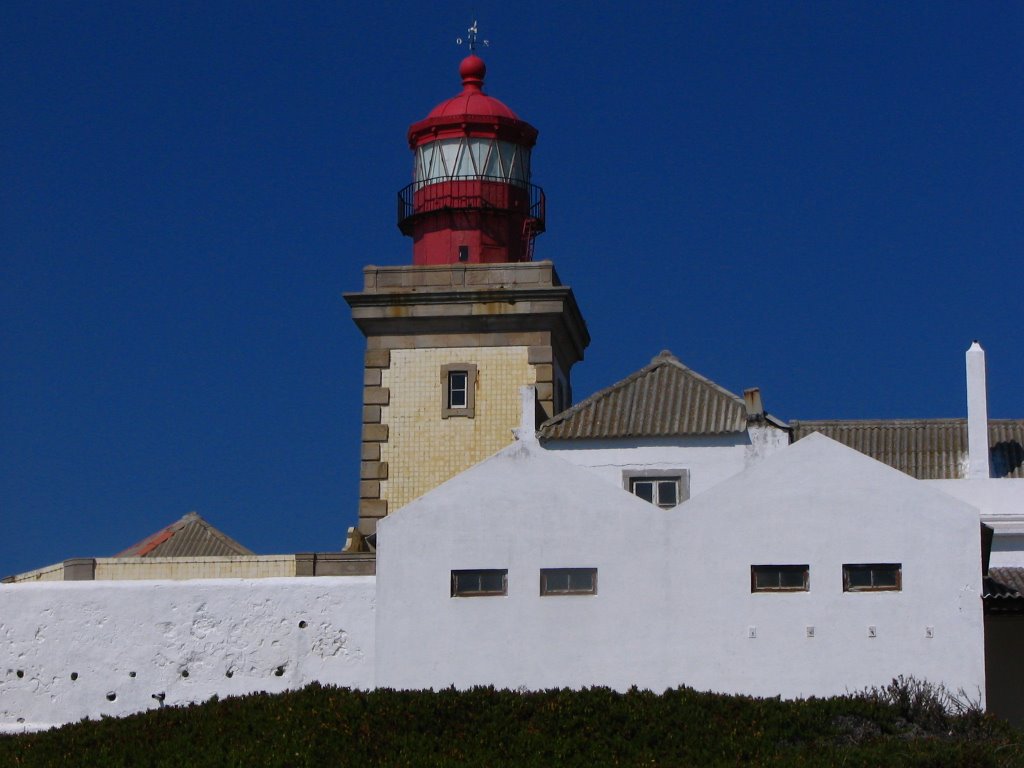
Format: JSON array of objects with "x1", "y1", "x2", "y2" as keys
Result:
[{"x1": 397, "y1": 55, "x2": 545, "y2": 265}]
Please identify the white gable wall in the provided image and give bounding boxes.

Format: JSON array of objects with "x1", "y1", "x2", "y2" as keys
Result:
[
  {"x1": 671, "y1": 434, "x2": 985, "y2": 700},
  {"x1": 376, "y1": 441, "x2": 674, "y2": 691}
]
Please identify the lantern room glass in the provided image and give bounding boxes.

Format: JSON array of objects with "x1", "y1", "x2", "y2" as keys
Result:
[{"x1": 415, "y1": 138, "x2": 531, "y2": 187}]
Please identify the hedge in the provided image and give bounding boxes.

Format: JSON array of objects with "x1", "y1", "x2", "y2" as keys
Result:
[{"x1": 1, "y1": 680, "x2": 1021, "y2": 767}]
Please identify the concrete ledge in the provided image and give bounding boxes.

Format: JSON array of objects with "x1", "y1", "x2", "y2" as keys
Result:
[
  {"x1": 295, "y1": 552, "x2": 376, "y2": 577},
  {"x1": 357, "y1": 262, "x2": 560, "y2": 293},
  {"x1": 63, "y1": 558, "x2": 96, "y2": 581}
]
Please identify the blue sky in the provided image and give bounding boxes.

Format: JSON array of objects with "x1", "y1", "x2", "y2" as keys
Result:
[{"x1": 2, "y1": 2, "x2": 1021, "y2": 577}]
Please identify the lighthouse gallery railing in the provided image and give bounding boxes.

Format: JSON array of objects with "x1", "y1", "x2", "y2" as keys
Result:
[{"x1": 397, "y1": 177, "x2": 545, "y2": 235}]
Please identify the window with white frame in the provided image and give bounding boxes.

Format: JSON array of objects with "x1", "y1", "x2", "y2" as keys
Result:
[
  {"x1": 751, "y1": 564, "x2": 809, "y2": 592},
  {"x1": 451, "y1": 569, "x2": 507, "y2": 597},
  {"x1": 626, "y1": 471, "x2": 689, "y2": 509},
  {"x1": 540, "y1": 568, "x2": 597, "y2": 596},
  {"x1": 843, "y1": 563, "x2": 902, "y2": 592},
  {"x1": 441, "y1": 363, "x2": 477, "y2": 418}
]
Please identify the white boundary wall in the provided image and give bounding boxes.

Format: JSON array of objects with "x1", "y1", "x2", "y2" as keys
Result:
[{"x1": 0, "y1": 577, "x2": 375, "y2": 732}]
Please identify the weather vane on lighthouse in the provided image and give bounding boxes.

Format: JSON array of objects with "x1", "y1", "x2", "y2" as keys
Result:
[{"x1": 456, "y1": 20, "x2": 489, "y2": 53}]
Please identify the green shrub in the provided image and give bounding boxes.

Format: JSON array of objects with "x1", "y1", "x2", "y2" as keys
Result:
[{"x1": 0, "y1": 681, "x2": 1019, "y2": 767}]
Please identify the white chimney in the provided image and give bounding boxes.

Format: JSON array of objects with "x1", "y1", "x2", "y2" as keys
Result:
[
  {"x1": 513, "y1": 385, "x2": 539, "y2": 444},
  {"x1": 966, "y1": 341, "x2": 991, "y2": 479}
]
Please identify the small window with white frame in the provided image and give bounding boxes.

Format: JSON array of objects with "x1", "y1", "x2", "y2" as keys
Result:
[
  {"x1": 441, "y1": 363, "x2": 477, "y2": 418},
  {"x1": 626, "y1": 471, "x2": 689, "y2": 509},
  {"x1": 448, "y1": 371, "x2": 468, "y2": 407},
  {"x1": 451, "y1": 569, "x2": 507, "y2": 597},
  {"x1": 540, "y1": 567, "x2": 597, "y2": 596},
  {"x1": 843, "y1": 563, "x2": 901, "y2": 592},
  {"x1": 751, "y1": 564, "x2": 809, "y2": 592}
]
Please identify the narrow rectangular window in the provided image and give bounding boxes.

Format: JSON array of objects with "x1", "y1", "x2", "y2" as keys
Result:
[
  {"x1": 451, "y1": 569, "x2": 507, "y2": 597},
  {"x1": 843, "y1": 563, "x2": 902, "y2": 592},
  {"x1": 540, "y1": 568, "x2": 597, "y2": 596},
  {"x1": 447, "y1": 371, "x2": 468, "y2": 408},
  {"x1": 751, "y1": 564, "x2": 809, "y2": 592}
]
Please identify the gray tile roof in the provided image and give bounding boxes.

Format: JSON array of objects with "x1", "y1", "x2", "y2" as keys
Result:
[
  {"x1": 115, "y1": 512, "x2": 254, "y2": 558},
  {"x1": 790, "y1": 419, "x2": 1024, "y2": 480},
  {"x1": 986, "y1": 568, "x2": 1024, "y2": 597},
  {"x1": 985, "y1": 568, "x2": 1024, "y2": 612},
  {"x1": 540, "y1": 351, "x2": 749, "y2": 440}
]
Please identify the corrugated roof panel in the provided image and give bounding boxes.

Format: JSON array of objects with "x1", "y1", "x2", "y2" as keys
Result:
[
  {"x1": 116, "y1": 512, "x2": 254, "y2": 558},
  {"x1": 988, "y1": 567, "x2": 1024, "y2": 597},
  {"x1": 540, "y1": 351, "x2": 749, "y2": 441},
  {"x1": 791, "y1": 419, "x2": 1024, "y2": 480}
]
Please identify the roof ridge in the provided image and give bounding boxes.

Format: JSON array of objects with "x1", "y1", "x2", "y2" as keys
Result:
[
  {"x1": 542, "y1": 350, "x2": 745, "y2": 430},
  {"x1": 791, "y1": 418, "x2": 968, "y2": 426},
  {"x1": 540, "y1": 352, "x2": 674, "y2": 428},
  {"x1": 114, "y1": 511, "x2": 254, "y2": 558},
  {"x1": 540, "y1": 351, "x2": 749, "y2": 439}
]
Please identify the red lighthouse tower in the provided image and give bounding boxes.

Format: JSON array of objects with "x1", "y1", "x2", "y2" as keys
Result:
[
  {"x1": 398, "y1": 54, "x2": 544, "y2": 264},
  {"x1": 346, "y1": 39, "x2": 588, "y2": 540}
]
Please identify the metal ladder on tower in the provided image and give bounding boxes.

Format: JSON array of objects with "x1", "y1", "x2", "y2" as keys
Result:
[{"x1": 521, "y1": 218, "x2": 538, "y2": 262}]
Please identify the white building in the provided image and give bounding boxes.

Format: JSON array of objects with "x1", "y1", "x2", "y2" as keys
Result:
[{"x1": 377, "y1": 426, "x2": 985, "y2": 700}]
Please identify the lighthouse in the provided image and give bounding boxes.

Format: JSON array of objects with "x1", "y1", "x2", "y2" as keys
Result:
[
  {"x1": 346, "y1": 44, "x2": 589, "y2": 540},
  {"x1": 398, "y1": 54, "x2": 544, "y2": 264}
]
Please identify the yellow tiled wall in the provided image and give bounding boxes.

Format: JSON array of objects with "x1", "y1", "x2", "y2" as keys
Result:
[
  {"x1": 5, "y1": 564, "x2": 64, "y2": 583},
  {"x1": 94, "y1": 556, "x2": 296, "y2": 580},
  {"x1": 380, "y1": 346, "x2": 535, "y2": 510}
]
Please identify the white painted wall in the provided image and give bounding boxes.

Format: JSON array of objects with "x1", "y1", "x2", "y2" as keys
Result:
[
  {"x1": 671, "y1": 434, "x2": 986, "y2": 700},
  {"x1": 376, "y1": 440, "x2": 673, "y2": 692},
  {"x1": 0, "y1": 577, "x2": 375, "y2": 732},
  {"x1": 376, "y1": 435, "x2": 985, "y2": 701},
  {"x1": 543, "y1": 428, "x2": 787, "y2": 502},
  {"x1": 926, "y1": 478, "x2": 1024, "y2": 567}
]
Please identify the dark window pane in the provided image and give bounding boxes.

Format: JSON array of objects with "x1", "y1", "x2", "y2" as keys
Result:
[
  {"x1": 544, "y1": 571, "x2": 569, "y2": 592},
  {"x1": 453, "y1": 572, "x2": 477, "y2": 593},
  {"x1": 846, "y1": 567, "x2": 872, "y2": 589},
  {"x1": 632, "y1": 481, "x2": 654, "y2": 503},
  {"x1": 479, "y1": 571, "x2": 505, "y2": 593},
  {"x1": 753, "y1": 569, "x2": 778, "y2": 590},
  {"x1": 448, "y1": 372, "x2": 468, "y2": 408},
  {"x1": 568, "y1": 570, "x2": 594, "y2": 592},
  {"x1": 872, "y1": 567, "x2": 899, "y2": 588},
  {"x1": 779, "y1": 568, "x2": 806, "y2": 589},
  {"x1": 657, "y1": 481, "x2": 677, "y2": 506}
]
